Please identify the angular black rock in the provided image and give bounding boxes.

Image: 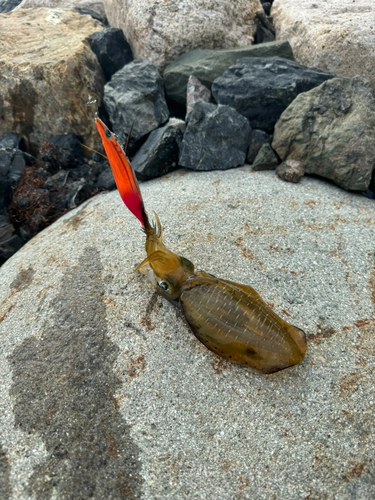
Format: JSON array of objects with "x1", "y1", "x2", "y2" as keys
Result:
[
  {"x1": 132, "y1": 119, "x2": 185, "y2": 181},
  {"x1": 0, "y1": 146, "x2": 28, "y2": 212},
  {"x1": 246, "y1": 129, "x2": 273, "y2": 164},
  {"x1": 212, "y1": 57, "x2": 334, "y2": 132},
  {"x1": 97, "y1": 168, "x2": 116, "y2": 191},
  {"x1": 179, "y1": 103, "x2": 251, "y2": 171},
  {"x1": 261, "y1": 2, "x2": 272, "y2": 16},
  {"x1": 103, "y1": 61, "x2": 170, "y2": 150},
  {"x1": 89, "y1": 28, "x2": 133, "y2": 81},
  {"x1": 0, "y1": 132, "x2": 26, "y2": 151},
  {"x1": 0, "y1": 233, "x2": 23, "y2": 264},
  {"x1": 0, "y1": 0, "x2": 22, "y2": 13},
  {"x1": 255, "y1": 11, "x2": 275, "y2": 44},
  {"x1": 40, "y1": 133, "x2": 83, "y2": 169},
  {"x1": 163, "y1": 41, "x2": 295, "y2": 106},
  {"x1": 185, "y1": 75, "x2": 211, "y2": 122},
  {"x1": 252, "y1": 143, "x2": 279, "y2": 171}
]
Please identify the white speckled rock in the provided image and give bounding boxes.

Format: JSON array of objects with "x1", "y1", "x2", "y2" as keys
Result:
[
  {"x1": 103, "y1": 0, "x2": 262, "y2": 72},
  {"x1": 1, "y1": 169, "x2": 374, "y2": 498},
  {"x1": 272, "y1": 0, "x2": 375, "y2": 91}
]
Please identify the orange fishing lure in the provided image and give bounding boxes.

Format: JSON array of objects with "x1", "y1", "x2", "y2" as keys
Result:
[{"x1": 96, "y1": 118, "x2": 306, "y2": 373}]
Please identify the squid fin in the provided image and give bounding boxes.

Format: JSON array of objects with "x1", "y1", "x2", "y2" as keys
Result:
[{"x1": 95, "y1": 118, "x2": 150, "y2": 228}]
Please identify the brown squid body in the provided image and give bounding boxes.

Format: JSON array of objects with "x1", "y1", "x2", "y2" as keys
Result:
[{"x1": 137, "y1": 216, "x2": 306, "y2": 374}]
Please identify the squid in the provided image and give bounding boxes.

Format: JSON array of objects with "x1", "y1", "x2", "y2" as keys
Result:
[{"x1": 96, "y1": 118, "x2": 306, "y2": 374}]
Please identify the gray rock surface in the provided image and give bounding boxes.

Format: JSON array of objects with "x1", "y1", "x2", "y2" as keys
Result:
[
  {"x1": 103, "y1": 61, "x2": 169, "y2": 150},
  {"x1": 212, "y1": 56, "x2": 334, "y2": 131},
  {"x1": 252, "y1": 143, "x2": 279, "y2": 171},
  {"x1": 179, "y1": 103, "x2": 251, "y2": 171},
  {"x1": 273, "y1": 76, "x2": 375, "y2": 191},
  {"x1": 0, "y1": 168, "x2": 375, "y2": 499},
  {"x1": 272, "y1": 0, "x2": 375, "y2": 92},
  {"x1": 185, "y1": 76, "x2": 211, "y2": 123},
  {"x1": 163, "y1": 40, "x2": 294, "y2": 106},
  {"x1": 103, "y1": 0, "x2": 262, "y2": 72},
  {"x1": 276, "y1": 159, "x2": 304, "y2": 183},
  {"x1": 132, "y1": 119, "x2": 185, "y2": 181}
]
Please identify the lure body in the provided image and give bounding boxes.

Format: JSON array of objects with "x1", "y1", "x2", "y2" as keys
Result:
[{"x1": 96, "y1": 118, "x2": 306, "y2": 373}]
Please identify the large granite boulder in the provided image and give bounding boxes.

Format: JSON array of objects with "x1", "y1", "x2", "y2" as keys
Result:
[
  {"x1": 212, "y1": 56, "x2": 333, "y2": 131},
  {"x1": 179, "y1": 103, "x2": 252, "y2": 171},
  {"x1": 0, "y1": 8, "x2": 104, "y2": 155},
  {"x1": 163, "y1": 40, "x2": 294, "y2": 106},
  {"x1": 272, "y1": 76, "x2": 375, "y2": 191},
  {"x1": 272, "y1": 0, "x2": 375, "y2": 92},
  {"x1": 103, "y1": 61, "x2": 169, "y2": 150},
  {"x1": 0, "y1": 169, "x2": 374, "y2": 498},
  {"x1": 103, "y1": 0, "x2": 262, "y2": 72}
]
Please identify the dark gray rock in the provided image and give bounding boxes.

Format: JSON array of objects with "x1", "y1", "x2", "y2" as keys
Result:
[
  {"x1": 0, "y1": 0, "x2": 21, "y2": 13},
  {"x1": 0, "y1": 146, "x2": 27, "y2": 213},
  {"x1": 104, "y1": 61, "x2": 169, "y2": 150},
  {"x1": 252, "y1": 143, "x2": 279, "y2": 171},
  {"x1": 0, "y1": 233, "x2": 23, "y2": 264},
  {"x1": 246, "y1": 129, "x2": 273, "y2": 164},
  {"x1": 273, "y1": 76, "x2": 375, "y2": 191},
  {"x1": 75, "y1": 7, "x2": 108, "y2": 25},
  {"x1": 0, "y1": 132, "x2": 26, "y2": 150},
  {"x1": 89, "y1": 28, "x2": 133, "y2": 81},
  {"x1": 132, "y1": 118, "x2": 185, "y2": 181},
  {"x1": 40, "y1": 133, "x2": 83, "y2": 169},
  {"x1": 212, "y1": 57, "x2": 334, "y2": 132},
  {"x1": 255, "y1": 11, "x2": 275, "y2": 44},
  {"x1": 261, "y1": 2, "x2": 272, "y2": 15},
  {"x1": 276, "y1": 160, "x2": 304, "y2": 183},
  {"x1": 179, "y1": 103, "x2": 251, "y2": 171},
  {"x1": 97, "y1": 168, "x2": 116, "y2": 191},
  {"x1": 185, "y1": 76, "x2": 211, "y2": 123},
  {"x1": 163, "y1": 41, "x2": 294, "y2": 106}
]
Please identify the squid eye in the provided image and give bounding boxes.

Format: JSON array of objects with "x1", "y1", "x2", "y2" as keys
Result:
[
  {"x1": 158, "y1": 280, "x2": 169, "y2": 292},
  {"x1": 105, "y1": 130, "x2": 111, "y2": 139}
]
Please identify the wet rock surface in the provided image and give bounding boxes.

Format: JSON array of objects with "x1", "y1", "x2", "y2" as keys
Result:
[
  {"x1": 0, "y1": 169, "x2": 374, "y2": 499},
  {"x1": 132, "y1": 119, "x2": 185, "y2": 181},
  {"x1": 179, "y1": 103, "x2": 251, "y2": 171},
  {"x1": 272, "y1": 76, "x2": 375, "y2": 191},
  {"x1": 103, "y1": 61, "x2": 169, "y2": 150},
  {"x1": 212, "y1": 56, "x2": 334, "y2": 131},
  {"x1": 163, "y1": 40, "x2": 294, "y2": 106}
]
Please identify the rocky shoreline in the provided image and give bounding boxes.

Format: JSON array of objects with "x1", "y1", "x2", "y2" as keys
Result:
[{"x1": 0, "y1": 1, "x2": 375, "y2": 498}]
